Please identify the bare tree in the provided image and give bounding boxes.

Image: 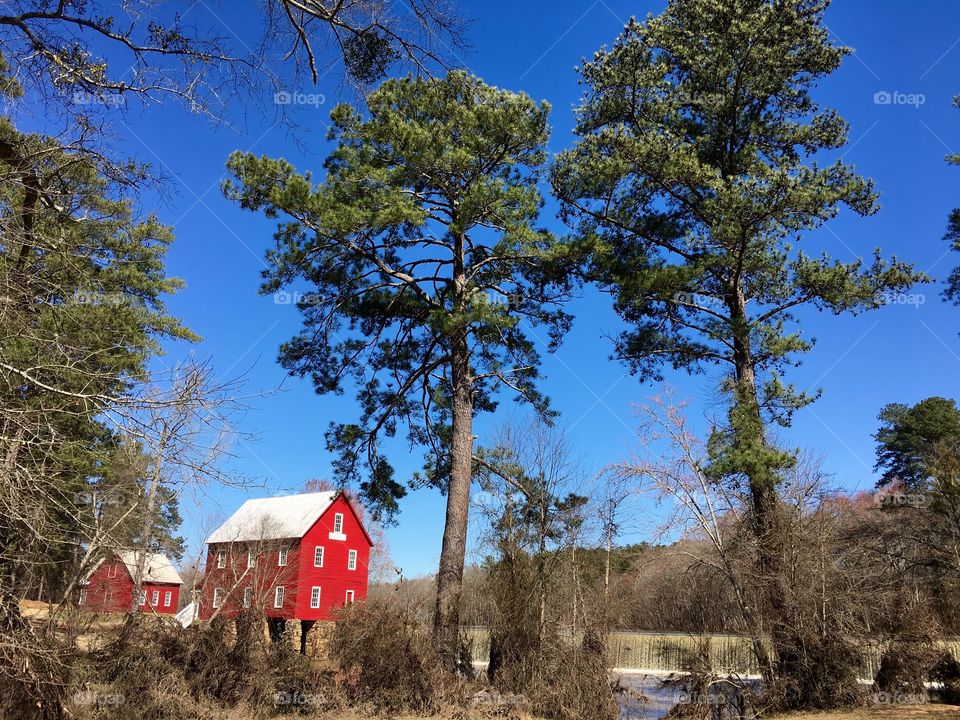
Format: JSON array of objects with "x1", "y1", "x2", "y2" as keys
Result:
[
  {"x1": 475, "y1": 417, "x2": 589, "y2": 684},
  {"x1": 611, "y1": 391, "x2": 771, "y2": 681},
  {"x1": 261, "y1": 0, "x2": 467, "y2": 85},
  {"x1": 0, "y1": 0, "x2": 466, "y2": 131},
  {"x1": 110, "y1": 359, "x2": 252, "y2": 613},
  {"x1": 616, "y1": 390, "x2": 880, "y2": 711}
]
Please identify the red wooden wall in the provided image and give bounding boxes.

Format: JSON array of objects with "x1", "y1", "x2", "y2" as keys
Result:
[{"x1": 294, "y1": 493, "x2": 372, "y2": 621}]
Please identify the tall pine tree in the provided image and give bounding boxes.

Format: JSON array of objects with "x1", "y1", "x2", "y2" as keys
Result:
[
  {"x1": 553, "y1": 0, "x2": 922, "y2": 699},
  {"x1": 224, "y1": 71, "x2": 570, "y2": 662}
]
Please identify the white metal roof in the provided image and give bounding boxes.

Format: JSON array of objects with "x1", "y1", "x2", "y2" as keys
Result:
[
  {"x1": 117, "y1": 550, "x2": 183, "y2": 585},
  {"x1": 205, "y1": 491, "x2": 337, "y2": 544},
  {"x1": 83, "y1": 550, "x2": 183, "y2": 585}
]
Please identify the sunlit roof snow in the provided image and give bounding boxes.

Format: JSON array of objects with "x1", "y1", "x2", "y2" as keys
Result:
[{"x1": 205, "y1": 491, "x2": 337, "y2": 543}]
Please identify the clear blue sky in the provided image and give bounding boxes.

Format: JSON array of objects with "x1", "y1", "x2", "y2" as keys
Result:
[{"x1": 28, "y1": 1, "x2": 960, "y2": 576}]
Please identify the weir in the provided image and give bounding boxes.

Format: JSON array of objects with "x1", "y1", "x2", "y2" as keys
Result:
[{"x1": 464, "y1": 628, "x2": 960, "y2": 682}]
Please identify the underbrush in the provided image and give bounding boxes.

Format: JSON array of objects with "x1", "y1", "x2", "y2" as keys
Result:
[
  {"x1": 526, "y1": 630, "x2": 620, "y2": 720},
  {"x1": 68, "y1": 613, "x2": 341, "y2": 720},
  {"x1": 329, "y1": 597, "x2": 468, "y2": 715},
  {"x1": 17, "y1": 602, "x2": 620, "y2": 720}
]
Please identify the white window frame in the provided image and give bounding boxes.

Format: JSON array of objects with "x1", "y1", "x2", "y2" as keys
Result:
[
  {"x1": 314, "y1": 546, "x2": 324, "y2": 567},
  {"x1": 164, "y1": 591, "x2": 172, "y2": 607},
  {"x1": 274, "y1": 586, "x2": 284, "y2": 608},
  {"x1": 107, "y1": 563, "x2": 117, "y2": 579},
  {"x1": 247, "y1": 549, "x2": 255, "y2": 568},
  {"x1": 243, "y1": 587, "x2": 252, "y2": 608},
  {"x1": 348, "y1": 549, "x2": 357, "y2": 571},
  {"x1": 212, "y1": 588, "x2": 223, "y2": 609},
  {"x1": 137, "y1": 589, "x2": 146, "y2": 605},
  {"x1": 151, "y1": 590, "x2": 159, "y2": 606},
  {"x1": 78, "y1": 588, "x2": 87, "y2": 605},
  {"x1": 216, "y1": 549, "x2": 226, "y2": 569},
  {"x1": 333, "y1": 513, "x2": 344, "y2": 533},
  {"x1": 345, "y1": 590, "x2": 355, "y2": 605},
  {"x1": 310, "y1": 586, "x2": 321, "y2": 609},
  {"x1": 278, "y1": 548, "x2": 288, "y2": 567}
]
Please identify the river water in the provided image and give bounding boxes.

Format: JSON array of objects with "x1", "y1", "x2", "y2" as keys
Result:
[
  {"x1": 616, "y1": 673, "x2": 683, "y2": 719},
  {"x1": 616, "y1": 672, "x2": 763, "y2": 719}
]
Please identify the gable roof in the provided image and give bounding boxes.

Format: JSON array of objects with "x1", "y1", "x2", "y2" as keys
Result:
[
  {"x1": 83, "y1": 550, "x2": 183, "y2": 585},
  {"x1": 117, "y1": 550, "x2": 183, "y2": 585},
  {"x1": 206, "y1": 491, "x2": 338, "y2": 544}
]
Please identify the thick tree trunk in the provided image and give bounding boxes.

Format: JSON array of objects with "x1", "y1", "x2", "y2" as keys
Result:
[
  {"x1": 433, "y1": 293, "x2": 473, "y2": 668},
  {"x1": 729, "y1": 288, "x2": 784, "y2": 685}
]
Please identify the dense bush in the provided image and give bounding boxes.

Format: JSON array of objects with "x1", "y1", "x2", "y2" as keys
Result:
[
  {"x1": 874, "y1": 638, "x2": 939, "y2": 701},
  {"x1": 70, "y1": 613, "x2": 339, "y2": 720},
  {"x1": 329, "y1": 597, "x2": 455, "y2": 714},
  {"x1": 772, "y1": 632, "x2": 864, "y2": 711},
  {"x1": 527, "y1": 630, "x2": 619, "y2": 720}
]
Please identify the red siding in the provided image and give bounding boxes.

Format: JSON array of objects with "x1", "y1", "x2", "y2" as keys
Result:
[
  {"x1": 199, "y1": 540, "x2": 301, "y2": 620},
  {"x1": 79, "y1": 556, "x2": 180, "y2": 615},
  {"x1": 295, "y1": 494, "x2": 372, "y2": 621},
  {"x1": 198, "y1": 493, "x2": 372, "y2": 622}
]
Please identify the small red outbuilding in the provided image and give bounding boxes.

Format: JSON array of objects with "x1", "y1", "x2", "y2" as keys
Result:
[{"x1": 79, "y1": 550, "x2": 183, "y2": 614}]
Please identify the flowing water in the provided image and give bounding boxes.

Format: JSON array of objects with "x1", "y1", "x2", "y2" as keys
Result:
[{"x1": 465, "y1": 628, "x2": 960, "y2": 719}]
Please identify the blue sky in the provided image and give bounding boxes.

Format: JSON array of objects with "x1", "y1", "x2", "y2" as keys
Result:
[{"x1": 21, "y1": 1, "x2": 960, "y2": 577}]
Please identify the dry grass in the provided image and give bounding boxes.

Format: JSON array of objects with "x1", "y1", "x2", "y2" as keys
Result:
[
  {"x1": 771, "y1": 704, "x2": 960, "y2": 719},
  {"x1": 275, "y1": 706, "x2": 960, "y2": 720}
]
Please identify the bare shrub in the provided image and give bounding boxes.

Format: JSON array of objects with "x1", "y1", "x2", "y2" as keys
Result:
[
  {"x1": 874, "y1": 638, "x2": 939, "y2": 701},
  {"x1": 528, "y1": 629, "x2": 618, "y2": 720},
  {"x1": 269, "y1": 632, "x2": 342, "y2": 715},
  {"x1": 485, "y1": 548, "x2": 541, "y2": 692},
  {"x1": 0, "y1": 616, "x2": 73, "y2": 720},
  {"x1": 930, "y1": 651, "x2": 960, "y2": 704},
  {"x1": 77, "y1": 612, "x2": 340, "y2": 719},
  {"x1": 85, "y1": 620, "x2": 199, "y2": 719},
  {"x1": 660, "y1": 637, "x2": 757, "y2": 720},
  {"x1": 772, "y1": 632, "x2": 863, "y2": 711},
  {"x1": 329, "y1": 597, "x2": 453, "y2": 714}
]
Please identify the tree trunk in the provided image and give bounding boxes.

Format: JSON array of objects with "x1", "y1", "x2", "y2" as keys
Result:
[
  {"x1": 131, "y1": 428, "x2": 166, "y2": 613},
  {"x1": 433, "y1": 245, "x2": 474, "y2": 667},
  {"x1": 604, "y1": 525, "x2": 612, "y2": 631},
  {"x1": 537, "y1": 485, "x2": 547, "y2": 648},
  {"x1": 729, "y1": 287, "x2": 783, "y2": 685}
]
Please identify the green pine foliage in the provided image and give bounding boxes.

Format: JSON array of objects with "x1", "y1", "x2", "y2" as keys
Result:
[
  {"x1": 874, "y1": 397, "x2": 960, "y2": 490},
  {"x1": 943, "y1": 96, "x2": 960, "y2": 307},
  {"x1": 0, "y1": 57, "x2": 194, "y2": 597},
  {"x1": 224, "y1": 71, "x2": 571, "y2": 515},
  {"x1": 552, "y1": 0, "x2": 924, "y2": 495}
]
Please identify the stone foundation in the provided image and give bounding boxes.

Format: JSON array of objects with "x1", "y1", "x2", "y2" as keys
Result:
[{"x1": 202, "y1": 615, "x2": 336, "y2": 660}]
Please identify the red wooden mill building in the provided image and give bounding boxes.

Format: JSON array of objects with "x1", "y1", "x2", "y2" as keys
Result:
[{"x1": 199, "y1": 490, "x2": 372, "y2": 638}]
